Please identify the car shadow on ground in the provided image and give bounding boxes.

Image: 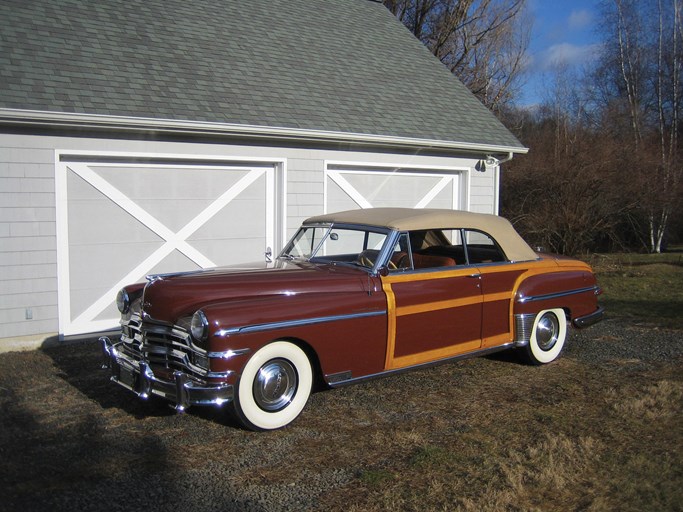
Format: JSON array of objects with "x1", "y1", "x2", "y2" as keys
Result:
[
  {"x1": 485, "y1": 347, "x2": 527, "y2": 365},
  {"x1": 40, "y1": 337, "x2": 253, "y2": 430},
  {"x1": 42, "y1": 338, "x2": 184, "y2": 419},
  {"x1": 1, "y1": 340, "x2": 315, "y2": 511}
]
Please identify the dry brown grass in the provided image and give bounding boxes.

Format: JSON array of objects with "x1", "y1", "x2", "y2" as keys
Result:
[
  {"x1": 590, "y1": 252, "x2": 683, "y2": 328},
  {"x1": 314, "y1": 357, "x2": 683, "y2": 512},
  {"x1": 609, "y1": 380, "x2": 683, "y2": 421},
  {"x1": 1, "y1": 322, "x2": 682, "y2": 511}
]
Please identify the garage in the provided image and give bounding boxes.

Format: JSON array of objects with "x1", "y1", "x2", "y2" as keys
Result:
[
  {"x1": 56, "y1": 153, "x2": 282, "y2": 336},
  {"x1": 0, "y1": 0, "x2": 527, "y2": 347},
  {"x1": 325, "y1": 163, "x2": 464, "y2": 213}
]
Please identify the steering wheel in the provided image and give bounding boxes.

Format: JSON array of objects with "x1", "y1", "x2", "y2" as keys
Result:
[
  {"x1": 358, "y1": 255, "x2": 397, "y2": 270},
  {"x1": 358, "y1": 255, "x2": 374, "y2": 268}
]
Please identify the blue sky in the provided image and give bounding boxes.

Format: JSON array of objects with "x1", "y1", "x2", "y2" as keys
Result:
[{"x1": 519, "y1": 0, "x2": 602, "y2": 106}]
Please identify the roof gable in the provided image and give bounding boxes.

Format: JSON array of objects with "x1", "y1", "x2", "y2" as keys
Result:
[{"x1": 0, "y1": 0, "x2": 524, "y2": 151}]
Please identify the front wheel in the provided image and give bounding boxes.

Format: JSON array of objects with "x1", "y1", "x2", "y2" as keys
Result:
[
  {"x1": 233, "y1": 341, "x2": 313, "y2": 431},
  {"x1": 522, "y1": 308, "x2": 567, "y2": 365}
]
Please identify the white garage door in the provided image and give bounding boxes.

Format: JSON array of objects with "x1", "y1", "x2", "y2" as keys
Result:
[
  {"x1": 56, "y1": 154, "x2": 279, "y2": 336},
  {"x1": 325, "y1": 166, "x2": 462, "y2": 212}
]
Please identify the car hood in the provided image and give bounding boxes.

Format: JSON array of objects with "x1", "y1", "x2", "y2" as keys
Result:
[{"x1": 140, "y1": 260, "x2": 369, "y2": 323}]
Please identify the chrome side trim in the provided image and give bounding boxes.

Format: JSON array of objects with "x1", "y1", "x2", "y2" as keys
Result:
[
  {"x1": 207, "y1": 348, "x2": 251, "y2": 359},
  {"x1": 517, "y1": 285, "x2": 599, "y2": 304},
  {"x1": 328, "y1": 343, "x2": 515, "y2": 387},
  {"x1": 216, "y1": 310, "x2": 386, "y2": 337},
  {"x1": 206, "y1": 370, "x2": 235, "y2": 378}
]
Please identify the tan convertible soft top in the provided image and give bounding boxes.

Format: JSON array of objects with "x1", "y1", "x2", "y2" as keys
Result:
[{"x1": 304, "y1": 208, "x2": 539, "y2": 262}]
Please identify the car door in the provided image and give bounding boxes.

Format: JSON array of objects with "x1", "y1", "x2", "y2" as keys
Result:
[
  {"x1": 463, "y1": 229, "x2": 529, "y2": 349},
  {"x1": 380, "y1": 231, "x2": 483, "y2": 370}
]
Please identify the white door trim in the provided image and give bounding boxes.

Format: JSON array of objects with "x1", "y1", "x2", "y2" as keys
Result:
[
  {"x1": 55, "y1": 152, "x2": 284, "y2": 336},
  {"x1": 324, "y1": 161, "x2": 468, "y2": 213},
  {"x1": 326, "y1": 170, "x2": 374, "y2": 209}
]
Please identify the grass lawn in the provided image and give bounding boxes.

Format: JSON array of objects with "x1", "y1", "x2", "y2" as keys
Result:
[{"x1": 588, "y1": 249, "x2": 683, "y2": 328}]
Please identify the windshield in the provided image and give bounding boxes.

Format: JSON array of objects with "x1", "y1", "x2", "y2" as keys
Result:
[{"x1": 280, "y1": 224, "x2": 390, "y2": 269}]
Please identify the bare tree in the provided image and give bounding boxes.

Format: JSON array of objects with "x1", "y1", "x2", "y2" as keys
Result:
[
  {"x1": 502, "y1": 66, "x2": 636, "y2": 255},
  {"x1": 384, "y1": 0, "x2": 531, "y2": 112},
  {"x1": 651, "y1": 0, "x2": 683, "y2": 252},
  {"x1": 596, "y1": 0, "x2": 683, "y2": 252}
]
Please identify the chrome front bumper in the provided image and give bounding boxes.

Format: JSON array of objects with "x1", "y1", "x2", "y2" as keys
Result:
[{"x1": 100, "y1": 336, "x2": 233, "y2": 412}]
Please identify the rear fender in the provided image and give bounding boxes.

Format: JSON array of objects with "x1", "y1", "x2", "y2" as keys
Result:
[{"x1": 515, "y1": 271, "x2": 600, "y2": 320}]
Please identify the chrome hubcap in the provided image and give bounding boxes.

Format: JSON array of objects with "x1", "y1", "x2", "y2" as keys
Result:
[
  {"x1": 253, "y1": 358, "x2": 298, "y2": 412},
  {"x1": 536, "y1": 313, "x2": 559, "y2": 351}
]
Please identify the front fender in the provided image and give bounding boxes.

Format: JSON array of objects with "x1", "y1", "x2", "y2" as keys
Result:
[
  {"x1": 202, "y1": 291, "x2": 383, "y2": 338},
  {"x1": 201, "y1": 290, "x2": 388, "y2": 381}
]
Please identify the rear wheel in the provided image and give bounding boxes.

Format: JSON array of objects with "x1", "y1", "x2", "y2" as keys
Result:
[
  {"x1": 233, "y1": 341, "x2": 312, "y2": 431},
  {"x1": 523, "y1": 308, "x2": 567, "y2": 364}
]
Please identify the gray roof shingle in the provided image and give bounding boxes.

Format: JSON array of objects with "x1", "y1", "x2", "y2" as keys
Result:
[{"x1": 0, "y1": 0, "x2": 524, "y2": 150}]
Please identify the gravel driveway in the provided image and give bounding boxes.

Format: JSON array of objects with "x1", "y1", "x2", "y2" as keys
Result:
[{"x1": 1, "y1": 319, "x2": 681, "y2": 512}]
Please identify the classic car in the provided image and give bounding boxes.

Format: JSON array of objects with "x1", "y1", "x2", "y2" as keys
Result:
[{"x1": 101, "y1": 208, "x2": 603, "y2": 430}]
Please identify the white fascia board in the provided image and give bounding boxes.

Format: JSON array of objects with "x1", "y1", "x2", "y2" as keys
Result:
[{"x1": 0, "y1": 108, "x2": 529, "y2": 155}]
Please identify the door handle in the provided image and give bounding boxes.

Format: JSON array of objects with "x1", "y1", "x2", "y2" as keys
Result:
[{"x1": 467, "y1": 273, "x2": 481, "y2": 278}]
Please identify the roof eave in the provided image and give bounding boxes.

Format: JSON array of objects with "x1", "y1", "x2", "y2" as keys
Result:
[{"x1": 0, "y1": 109, "x2": 528, "y2": 155}]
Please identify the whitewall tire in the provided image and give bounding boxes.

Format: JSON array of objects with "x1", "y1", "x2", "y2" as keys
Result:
[
  {"x1": 524, "y1": 308, "x2": 567, "y2": 365},
  {"x1": 233, "y1": 341, "x2": 313, "y2": 431}
]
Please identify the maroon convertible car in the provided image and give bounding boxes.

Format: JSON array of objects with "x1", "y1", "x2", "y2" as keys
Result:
[{"x1": 101, "y1": 208, "x2": 603, "y2": 430}]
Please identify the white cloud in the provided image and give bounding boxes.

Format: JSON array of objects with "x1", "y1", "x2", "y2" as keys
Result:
[
  {"x1": 568, "y1": 9, "x2": 593, "y2": 30},
  {"x1": 537, "y1": 42, "x2": 601, "y2": 70}
]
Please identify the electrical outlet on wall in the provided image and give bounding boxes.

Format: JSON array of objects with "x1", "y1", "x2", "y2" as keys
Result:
[{"x1": 25, "y1": 308, "x2": 33, "y2": 320}]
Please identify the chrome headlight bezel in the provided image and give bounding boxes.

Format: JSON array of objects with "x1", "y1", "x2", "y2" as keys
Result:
[
  {"x1": 190, "y1": 310, "x2": 209, "y2": 342},
  {"x1": 116, "y1": 288, "x2": 130, "y2": 314}
]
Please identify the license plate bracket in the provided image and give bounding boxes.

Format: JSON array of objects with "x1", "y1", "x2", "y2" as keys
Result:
[{"x1": 120, "y1": 365, "x2": 137, "y2": 390}]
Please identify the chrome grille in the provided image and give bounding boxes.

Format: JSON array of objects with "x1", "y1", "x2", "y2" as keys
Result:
[{"x1": 120, "y1": 314, "x2": 209, "y2": 381}]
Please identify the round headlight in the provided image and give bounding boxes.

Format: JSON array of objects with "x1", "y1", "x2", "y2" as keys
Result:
[
  {"x1": 191, "y1": 310, "x2": 209, "y2": 342},
  {"x1": 116, "y1": 289, "x2": 130, "y2": 314}
]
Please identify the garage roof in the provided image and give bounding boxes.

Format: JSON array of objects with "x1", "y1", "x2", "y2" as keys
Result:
[{"x1": 0, "y1": 0, "x2": 525, "y2": 152}]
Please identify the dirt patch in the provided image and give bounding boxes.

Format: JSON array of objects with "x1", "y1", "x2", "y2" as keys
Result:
[{"x1": 1, "y1": 321, "x2": 682, "y2": 511}]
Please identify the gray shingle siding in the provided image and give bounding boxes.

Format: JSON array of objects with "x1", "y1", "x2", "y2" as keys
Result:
[
  {"x1": 0, "y1": 141, "x2": 59, "y2": 340},
  {"x1": 0, "y1": 0, "x2": 523, "y2": 150}
]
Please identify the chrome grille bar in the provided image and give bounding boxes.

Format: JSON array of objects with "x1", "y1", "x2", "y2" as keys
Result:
[{"x1": 120, "y1": 314, "x2": 211, "y2": 381}]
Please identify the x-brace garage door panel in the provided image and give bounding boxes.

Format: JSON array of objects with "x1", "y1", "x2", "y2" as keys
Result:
[
  {"x1": 57, "y1": 157, "x2": 276, "y2": 336},
  {"x1": 326, "y1": 169, "x2": 460, "y2": 212}
]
